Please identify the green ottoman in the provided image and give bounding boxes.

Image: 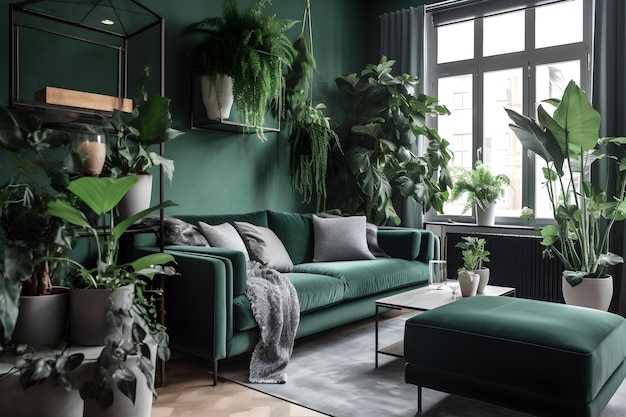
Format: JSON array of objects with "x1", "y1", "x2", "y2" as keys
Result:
[{"x1": 404, "y1": 296, "x2": 626, "y2": 417}]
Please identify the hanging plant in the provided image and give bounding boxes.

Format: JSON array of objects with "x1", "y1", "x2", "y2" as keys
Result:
[
  {"x1": 282, "y1": 1, "x2": 338, "y2": 210},
  {"x1": 183, "y1": 0, "x2": 297, "y2": 140}
]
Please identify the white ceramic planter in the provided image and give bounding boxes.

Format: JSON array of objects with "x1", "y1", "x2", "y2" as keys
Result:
[
  {"x1": 475, "y1": 268, "x2": 490, "y2": 294},
  {"x1": 458, "y1": 271, "x2": 480, "y2": 297},
  {"x1": 201, "y1": 74, "x2": 234, "y2": 120},
  {"x1": 476, "y1": 203, "x2": 496, "y2": 226},
  {"x1": 561, "y1": 273, "x2": 613, "y2": 311},
  {"x1": 117, "y1": 173, "x2": 153, "y2": 221}
]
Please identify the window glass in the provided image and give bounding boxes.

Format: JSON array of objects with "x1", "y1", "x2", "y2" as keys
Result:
[
  {"x1": 437, "y1": 21, "x2": 473, "y2": 63},
  {"x1": 536, "y1": 0, "x2": 583, "y2": 48},
  {"x1": 438, "y1": 74, "x2": 473, "y2": 215},
  {"x1": 483, "y1": 11, "x2": 525, "y2": 56},
  {"x1": 483, "y1": 68, "x2": 524, "y2": 217},
  {"x1": 534, "y1": 60, "x2": 581, "y2": 218}
]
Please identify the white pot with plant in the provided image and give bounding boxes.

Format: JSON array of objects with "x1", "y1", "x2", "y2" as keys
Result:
[
  {"x1": 456, "y1": 236, "x2": 491, "y2": 296},
  {"x1": 105, "y1": 66, "x2": 184, "y2": 220},
  {"x1": 507, "y1": 80, "x2": 626, "y2": 311},
  {"x1": 450, "y1": 160, "x2": 511, "y2": 226}
]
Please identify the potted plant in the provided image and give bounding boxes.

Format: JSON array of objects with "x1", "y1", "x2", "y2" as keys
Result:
[
  {"x1": 455, "y1": 236, "x2": 490, "y2": 297},
  {"x1": 104, "y1": 66, "x2": 184, "y2": 219},
  {"x1": 327, "y1": 56, "x2": 453, "y2": 226},
  {"x1": 0, "y1": 106, "x2": 84, "y2": 347},
  {"x1": 183, "y1": 0, "x2": 297, "y2": 140},
  {"x1": 280, "y1": 14, "x2": 338, "y2": 211},
  {"x1": 45, "y1": 175, "x2": 177, "y2": 344},
  {"x1": 506, "y1": 80, "x2": 626, "y2": 310},
  {"x1": 450, "y1": 160, "x2": 511, "y2": 226}
]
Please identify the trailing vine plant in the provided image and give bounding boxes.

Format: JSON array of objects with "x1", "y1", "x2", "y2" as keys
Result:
[
  {"x1": 281, "y1": 0, "x2": 338, "y2": 210},
  {"x1": 184, "y1": 0, "x2": 297, "y2": 140}
]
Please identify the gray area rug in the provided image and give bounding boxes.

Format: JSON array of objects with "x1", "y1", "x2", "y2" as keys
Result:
[{"x1": 220, "y1": 313, "x2": 626, "y2": 417}]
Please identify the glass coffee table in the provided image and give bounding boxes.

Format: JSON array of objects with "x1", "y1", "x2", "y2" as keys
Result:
[{"x1": 375, "y1": 281, "x2": 516, "y2": 367}]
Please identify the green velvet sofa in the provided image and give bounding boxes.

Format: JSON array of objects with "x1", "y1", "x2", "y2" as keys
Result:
[{"x1": 135, "y1": 210, "x2": 438, "y2": 384}]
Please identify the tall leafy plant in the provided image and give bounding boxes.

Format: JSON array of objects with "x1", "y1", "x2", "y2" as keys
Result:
[
  {"x1": 183, "y1": 0, "x2": 297, "y2": 140},
  {"x1": 328, "y1": 57, "x2": 453, "y2": 225},
  {"x1": 506, "y1": 80, "x2": 626, "y2": 286}
]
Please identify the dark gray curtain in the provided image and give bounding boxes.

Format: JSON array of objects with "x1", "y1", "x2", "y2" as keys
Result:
[
  {"x1": 380, "y1": 6, "x2": 425, "y2": 228},
  {"x1": 592, "y1": 0, "x2": 626, "y2": 314}
]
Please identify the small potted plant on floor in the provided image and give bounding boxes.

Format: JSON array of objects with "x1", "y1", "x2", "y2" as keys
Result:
[
  {"x1": 506, "y1": 80, "x2": 626, "y2": 311},
  {"x1": 450, "y1": 160, "x2": 511, "y2": 226},
  {"x1": 456, "y1": 236, "x2": 490, "y2": 296},
  {"x1": 182, "y1": 0, "x2": 297, "y2": 140}
]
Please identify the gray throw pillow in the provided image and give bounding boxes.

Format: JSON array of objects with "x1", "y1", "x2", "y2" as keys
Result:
[
  {"x1": 234, "y1": 222, "x2": 294, "y2": 272},
  {"x1": 312, "y1": 215, "x2": 376, "y2": 261},
  {"x1": 198, "y1": 221, "x2": 250, "y2": 261},
  {"x1": 316, "y1": 212, "x2": 388, "y2": 258}
]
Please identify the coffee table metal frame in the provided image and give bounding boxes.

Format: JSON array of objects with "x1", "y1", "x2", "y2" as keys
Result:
[{"x1": 375, "y1": 281, "x2": 516, "y2": 367}]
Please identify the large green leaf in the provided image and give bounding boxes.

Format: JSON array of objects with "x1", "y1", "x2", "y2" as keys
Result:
[
  {"x1": 46, "y1": 199, "x2": 91, "y2": 228},
  {"x1": 67, "y1": 176, "x2": 138, "y2": 216},
  {"x1": 506, "y1": 108, "x2": 564, "y2": 176},
  {"x1": 550, "y1": 80, "x2": 600, "y2": 153},
  {"x1": 0, "y1": 274, "x2": 21, "y2": 342},
  {"x1": 113, "y1": 200, "x2": 178, "y2": 239}
]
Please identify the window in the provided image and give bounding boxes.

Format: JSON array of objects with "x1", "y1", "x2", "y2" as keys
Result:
[{"x1": 425, "y1": 0, "x2": 592, "y2": 223}]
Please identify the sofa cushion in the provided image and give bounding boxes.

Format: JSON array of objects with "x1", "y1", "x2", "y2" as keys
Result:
[
  {"x1": 177, "y1": 211, "x2": 269, "y2": 229},
  {"x1": 267, "y1": 211, "x2": 315, "y2": 265},
  {"x1": 234, "y1": 221, "x2": 293, "y2": 272},
  {"x1": 312, "y1": 215, "x2": 375, "y2": 262},
  {"x1": 232, "y1": 272, "x2": 346, "y2": 332},
  {"x1": 198, "y1": 222, "x2": 250, "y2": 261},
  {"x1": 293, "y1": 258, "x2": 427, "y2": 299}
]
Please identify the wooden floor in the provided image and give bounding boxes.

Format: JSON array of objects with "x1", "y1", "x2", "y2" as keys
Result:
[{"x1": 152, "y1": 356, "x2": 330, "y2": 417}]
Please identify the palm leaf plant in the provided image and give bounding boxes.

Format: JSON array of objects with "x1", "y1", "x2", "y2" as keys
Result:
[
  {"x1": 506, "y1": 80, "x2": 626, "y2": 287},
  {"x1": 183, "y1": 0, "x2": 297, "y2": 140},
  {"x1": 327, "y1": 56, "x2": 453, "y2": 225}
]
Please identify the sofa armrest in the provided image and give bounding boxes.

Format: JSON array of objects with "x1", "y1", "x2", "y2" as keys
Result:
[
  {"x1": 377, "y1": 228, "x2": 440, "y2": 263},
  {"x1": 134, "y1": 248, "x2": 233, "y2": 361},
  {"x1": 138, "y1": 245, "x2": 249, "y2": 297}
]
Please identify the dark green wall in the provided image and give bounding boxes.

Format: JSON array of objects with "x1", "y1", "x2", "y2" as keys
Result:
[{"x1": 0, "y1": 0, "x2": 412, "y2": 216}]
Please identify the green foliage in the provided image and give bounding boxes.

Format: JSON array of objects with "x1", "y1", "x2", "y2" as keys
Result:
[
  {"x1": 45, "y1": 176, "x2": 177, "y2": 291},
  {"x1": 105, "y1": 67, "x2": 184, "y2": 182},
  {"x1": 506, "y1": 81, "x2": 626, "y2": 285},
  {"x1": 327, "y1": 56, "x2": 453, "y2": 225},
  {"x1": 450, "y1": 161, "x2": 511, "y2": 213},
  {"x1": 184, "y1": 0, "x2": 297, "y2": 140},
  {"x1": 0, "y1": 107, "x2": 79, "y2": 344},
  {"x1": 455, "y1": 236, "x2": 490, "y2": 273}
]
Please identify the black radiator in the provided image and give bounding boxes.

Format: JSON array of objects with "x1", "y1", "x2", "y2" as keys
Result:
[{"x1": 445, "y1": 232, "x2": 564, "y2": 302}]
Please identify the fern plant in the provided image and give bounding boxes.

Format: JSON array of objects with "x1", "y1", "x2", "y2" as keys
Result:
[
  {"x1": 183, "y1": 0, "x2": 297, "y2": 140},
  {"x1": 450, "y1": 161, "x2": 511, "y2": 213}
]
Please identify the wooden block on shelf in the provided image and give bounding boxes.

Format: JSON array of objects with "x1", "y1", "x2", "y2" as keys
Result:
[{"x1": 34, "y1": 87, "x2": 133, "y2": 113}]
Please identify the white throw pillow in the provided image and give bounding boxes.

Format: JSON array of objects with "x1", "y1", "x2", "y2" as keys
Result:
[
  {"x1": 312, "y1": 215, "x2": 376, "y2": 262},
  {"x1": 198, "y1": 221, "x2": 249, "y2": 261}
]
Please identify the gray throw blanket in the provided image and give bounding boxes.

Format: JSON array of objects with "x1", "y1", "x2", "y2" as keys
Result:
[{"x1": 245, "y1": 261, "x2": 300, "y2": 383}]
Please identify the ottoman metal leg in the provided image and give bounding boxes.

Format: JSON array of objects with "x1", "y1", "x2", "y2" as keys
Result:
[{"x1": 417, "y1": 385, "x2": 422, "y2": 412}]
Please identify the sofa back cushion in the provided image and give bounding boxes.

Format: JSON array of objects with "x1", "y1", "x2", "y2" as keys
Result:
[
  {"x1": 267, "y1": 211, "x2": 314, "y2": 265},
  {"x1": 176, "y1": 211, "x2": 269, "y2": 229}
]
